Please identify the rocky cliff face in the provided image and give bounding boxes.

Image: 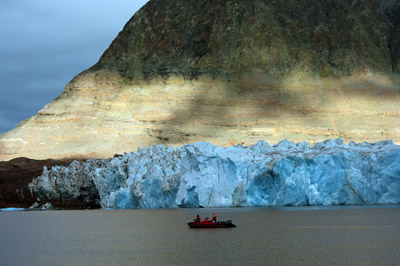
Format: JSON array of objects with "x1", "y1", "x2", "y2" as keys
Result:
[
  {"x1": 1, "y1": 0, "x2": 400, "y2": 160},
  {"x1": 382, "y1": 0, "x2": 400, "y2": 73},
  {"x1": 97, "y1": 0, "x2": 391, "y2": 77}
]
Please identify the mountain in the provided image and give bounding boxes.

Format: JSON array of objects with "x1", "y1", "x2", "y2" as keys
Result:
[{"x1": 1, "y1": 0, "x2": 400, "y2": 160}]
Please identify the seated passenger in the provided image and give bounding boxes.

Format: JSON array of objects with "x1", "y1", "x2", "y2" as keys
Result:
[
  {"x1": 194, "y1": 215, "x2": 201, "y2": 222},
  {"x1": 203, "y1": 217, "x2": 211, "y2": 222}
]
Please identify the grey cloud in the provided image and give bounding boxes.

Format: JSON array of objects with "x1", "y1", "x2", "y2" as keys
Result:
[{"x1": 0, "y1": 0, "x2": 149, "y2": 134}]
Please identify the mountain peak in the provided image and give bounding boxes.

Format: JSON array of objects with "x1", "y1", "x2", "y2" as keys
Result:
[{"x1": 94, "y1": 0, "x2": 394, "y2": 79}]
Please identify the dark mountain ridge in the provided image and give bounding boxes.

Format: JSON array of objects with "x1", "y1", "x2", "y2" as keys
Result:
[{"x1": 93, "y1": 0, "x2": 398, "y2": 79}]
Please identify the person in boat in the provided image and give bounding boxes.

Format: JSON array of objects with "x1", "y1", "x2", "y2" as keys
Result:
[
  {"x1": 194, "y1": 215, "x2": 201, "y2": 222},
  {"x1": 203, "y1": 217, "x2": 211, "y2": 222},
  {"x1": 212, "y1": 213, "x2": 217, "y2": 223}
]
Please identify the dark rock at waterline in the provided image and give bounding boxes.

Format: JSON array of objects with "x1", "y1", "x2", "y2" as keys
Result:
[{"x1": 0, "y1": 157, "x2": 100, "y2": 209}]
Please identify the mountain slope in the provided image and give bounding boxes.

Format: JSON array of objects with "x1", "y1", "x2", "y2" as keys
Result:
[{"x1": 1, "y1": 0, "x2": 400, "y2": 160}]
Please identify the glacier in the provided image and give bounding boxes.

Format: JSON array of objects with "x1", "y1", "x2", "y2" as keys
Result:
[{"x1": 28, "y1": 139, "x2": 400, "y2": 209}]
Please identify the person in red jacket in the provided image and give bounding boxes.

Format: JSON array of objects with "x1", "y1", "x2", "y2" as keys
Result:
[{"x1": 194, "y1": 215, "x2": 201, "y2": 222}]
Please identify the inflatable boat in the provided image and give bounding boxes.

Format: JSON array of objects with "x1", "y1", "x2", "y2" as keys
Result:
[{"x1": 187, "y1": 220, "x2": 236, "y2": 228}]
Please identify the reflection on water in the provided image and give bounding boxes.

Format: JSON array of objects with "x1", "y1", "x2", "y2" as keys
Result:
[{"x1": 0, "y1": 206, "x2": 399, "y2": 265}]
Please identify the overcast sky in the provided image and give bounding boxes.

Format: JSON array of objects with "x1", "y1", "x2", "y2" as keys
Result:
[{"x1": 0, "y1": 0, "x2": 149, "y2": 134}]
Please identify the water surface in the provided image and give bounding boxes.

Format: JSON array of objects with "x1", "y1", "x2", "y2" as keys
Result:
[{"x1": 1, "y1": 206, "x2": 399, "y2": 265}]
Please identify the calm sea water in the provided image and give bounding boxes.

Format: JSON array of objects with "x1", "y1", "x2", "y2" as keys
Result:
[{"x1": 0, "y1": 206, "x2": 399, "y2": 266}]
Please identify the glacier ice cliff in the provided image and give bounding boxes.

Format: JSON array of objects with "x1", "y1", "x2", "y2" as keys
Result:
[{"x1": 28, "y1": 139, "x2": 400, "y2": 209}]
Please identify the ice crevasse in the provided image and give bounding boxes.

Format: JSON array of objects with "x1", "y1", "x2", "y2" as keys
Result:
[{"x1": 29, "y1": 139, "x2": 400, "y2": 208}]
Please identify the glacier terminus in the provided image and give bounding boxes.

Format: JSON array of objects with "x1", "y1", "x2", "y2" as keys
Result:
[{"x1": 29, "y1": 139, "x2": 400, "y2": 209}]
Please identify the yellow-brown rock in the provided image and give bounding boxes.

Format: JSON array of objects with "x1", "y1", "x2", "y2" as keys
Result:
[{"x1": 1, "y1": 0, "x2": 400, "y2": 160}]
